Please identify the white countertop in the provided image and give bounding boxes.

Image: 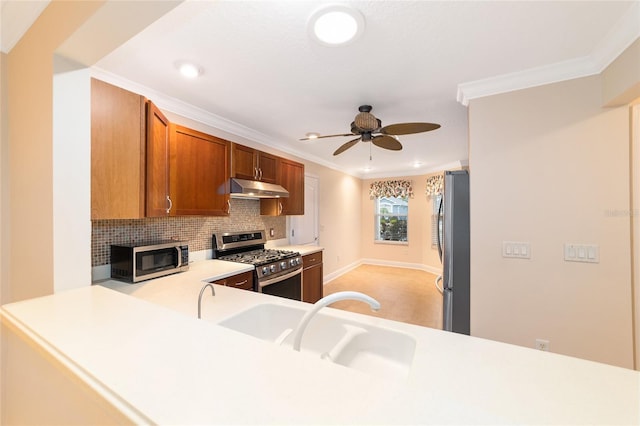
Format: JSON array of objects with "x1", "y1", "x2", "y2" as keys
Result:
[
  {"x1": 3, "y1": 258, "x2": 639, "y2": 425},
  {"x1": 279, "y1": 244, "x2": 324, "y2": 256}
]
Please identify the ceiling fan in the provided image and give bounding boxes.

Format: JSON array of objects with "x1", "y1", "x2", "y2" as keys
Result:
[{"x1": 300, "y1": 105, "x2": 441, "y2": 156}]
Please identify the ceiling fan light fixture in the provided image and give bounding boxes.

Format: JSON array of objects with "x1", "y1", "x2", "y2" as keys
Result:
[
  {"x1": 308, "y1": 5, "x2": 365, "y2": 46},
  {"x1": 305, "y1": 132, "x2": 320, "y2": 139}
]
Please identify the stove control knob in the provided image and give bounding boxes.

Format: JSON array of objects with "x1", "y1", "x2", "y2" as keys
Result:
[
  {"x1": 280, "y1": 261, "x2": 287, "y2": 269},
  {"x1": 270, "y1": 264, "x2": 276, "y2": 273},
  {"x1": 262, "y1": 266, "x2": 269, "y2": 275},
  {"x1": 289, "y1": 259, "x2": 296, "y2": 267}
]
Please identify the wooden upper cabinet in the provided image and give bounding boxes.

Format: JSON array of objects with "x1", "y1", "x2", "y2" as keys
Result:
[
  {"x1": 257, "y1": 151, "x2": 278, "y2": 183},
  {"x1": 145, "y1": 101, "x2": 171, "y2": 217},
  {"x1": 231, "y1": 144, "x2": 257, "y2": 180},
  {"x1": 91, "y1": 78, "x2": 146, "y2": 220},
  {"x1": 231, "y1": 144, "x2": 277, "y2": 183},
  {"x1": 170, "y1": 125, "x2": 230, "y2": 216},
  {"x1": 260, "y1": 158, "x2": 305, "y2": 216},
  {"x1": 278, "y1": 158, "x2": 304, "y2": 215}
]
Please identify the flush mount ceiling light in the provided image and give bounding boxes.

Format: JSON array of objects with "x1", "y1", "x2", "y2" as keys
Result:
[
  {"x1": 308, "y1": 5, "x2": 365, "y2": 46},
  {"x1": 176, "y1": 61, "x2": 202, "y2": 79}
]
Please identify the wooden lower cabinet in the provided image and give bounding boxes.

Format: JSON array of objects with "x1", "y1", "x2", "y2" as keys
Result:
[
  {"x1": 302, "y1": 251, "x2": 323, "y2": 303},
  {"x1": 212, "y1": 270, "x2": 254, "y2": 291}
]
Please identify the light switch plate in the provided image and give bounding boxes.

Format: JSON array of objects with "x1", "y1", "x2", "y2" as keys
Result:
[
  {"x1": 502, "y1": 241, "x2": 531, "y2": 259},
  {"x1": 564, "y1": 243, "x2": 599, "y2": 263}
]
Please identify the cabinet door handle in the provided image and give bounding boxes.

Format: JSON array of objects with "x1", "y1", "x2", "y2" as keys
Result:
[
  {"x1": 254, "y1": 167, "x2": 259, "y2": 180},
  {"x1": 232, "y1": 279, "x2": 248, "y2": 287},
  {"x1": 226, "y1": 199, "x2": 231, "y2": 214},
  {"x1": 278, "y1": 201, "x2": 283, "y2": 216},
  {"x1": 166, "y1": 195, "x2": 173, "y2": 214},
  {"x1": 258, "y1": 168, "x2": 263, "y2": 180}
]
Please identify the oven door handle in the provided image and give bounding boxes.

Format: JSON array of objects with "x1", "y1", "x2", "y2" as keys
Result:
[{"x1": 259, "y1": 268, "x2": 302, "y2": 288}]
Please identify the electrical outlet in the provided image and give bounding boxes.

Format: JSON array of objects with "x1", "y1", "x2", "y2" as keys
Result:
[{"x1": 535, "y1": 339, "x2": 550, "y2": 351}]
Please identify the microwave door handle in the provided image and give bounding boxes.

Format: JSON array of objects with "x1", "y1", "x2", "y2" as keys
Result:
[{"x1": 175, "y1": 247, "x2": 182, "y2": 268}]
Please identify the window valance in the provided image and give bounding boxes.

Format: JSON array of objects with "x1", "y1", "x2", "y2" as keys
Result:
[
  {"x1": 369, "y1": 180, "x2": 414, "y2": 199},
  {"x1": 425, "y1": 174, "x2": 444, "y2": 197}
]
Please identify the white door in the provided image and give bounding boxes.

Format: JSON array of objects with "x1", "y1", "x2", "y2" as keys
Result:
[{"x1": 290, "y1": 175, "x2": 319, "y2": 245}]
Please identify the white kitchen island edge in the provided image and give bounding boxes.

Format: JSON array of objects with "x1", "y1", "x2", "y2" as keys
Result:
[{"x1": 2, "y1": 259, "x2": 639, "y2": 425}]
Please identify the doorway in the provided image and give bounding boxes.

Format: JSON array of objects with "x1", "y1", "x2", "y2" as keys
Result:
[{"x1": 289, "y1": 174, "x2": 319, "y2": 246}]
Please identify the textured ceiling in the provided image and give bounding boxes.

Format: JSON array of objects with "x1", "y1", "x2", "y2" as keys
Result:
[{"x1": 5, "y1": 0, "x2": 637, "y2": 178}]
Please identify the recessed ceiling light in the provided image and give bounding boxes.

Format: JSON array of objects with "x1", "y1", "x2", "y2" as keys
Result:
[
  {"x1": 308, "y1": 5, "x2": 365, "y2": 46},
  {"x1": 176, "y1": 62, "x2": 202, "y2": 79},
  {"x1": 413, "y1": 161, "x2": 423, "y2": 168},
  {"x1": 305, "y1": 132, "x2": 320, "y2": 139}
]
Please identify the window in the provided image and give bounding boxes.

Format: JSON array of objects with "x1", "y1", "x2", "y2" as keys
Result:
[
  {"x1": 374, "y1": 196, "x2": 408, "y2": 242},
  {"x1": 431, "y1": 194, "x2": 443, "y2": 248}
]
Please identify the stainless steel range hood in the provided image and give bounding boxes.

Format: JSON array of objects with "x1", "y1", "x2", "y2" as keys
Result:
[{"x1": 229, "y1": 178, "x2": 289, "y2": 199}]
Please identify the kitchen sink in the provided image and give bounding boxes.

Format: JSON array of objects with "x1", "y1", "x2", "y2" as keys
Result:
[{"x1": 217, "y1": 303, "x2": 416, "y2": 379}]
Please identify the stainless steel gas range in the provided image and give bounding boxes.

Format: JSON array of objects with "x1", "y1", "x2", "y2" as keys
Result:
[{"x1": 212, "y1": 230, "x2": 302, "y2": 301}]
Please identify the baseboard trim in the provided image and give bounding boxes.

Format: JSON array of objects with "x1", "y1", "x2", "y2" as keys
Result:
[{"x1": 323, "y1": 260, "x2": 363, "y2": 285}]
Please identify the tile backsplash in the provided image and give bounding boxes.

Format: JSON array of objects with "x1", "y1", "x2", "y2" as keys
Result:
[{"x1": 91, "y1": 198, "x2": 285, "y2": 267}]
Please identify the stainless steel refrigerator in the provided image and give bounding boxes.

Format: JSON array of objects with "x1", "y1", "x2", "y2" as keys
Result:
[{"x1": 436, "y1": 170, "x2": 470, "y2": 335}]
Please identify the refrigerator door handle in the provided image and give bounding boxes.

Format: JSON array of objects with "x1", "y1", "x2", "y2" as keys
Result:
[{"x1": 436, "y1": 196, "x2": 444, "y2": 263}]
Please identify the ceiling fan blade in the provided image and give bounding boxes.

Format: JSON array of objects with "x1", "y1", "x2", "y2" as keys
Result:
[
  {"x1": 299, "y1": 133, "x2": 355, "y2": 141},
  {"x1": 372, "y1": 135, "x2": 402, "y2": 151},
  {"x1": 380, "y1": 122, "x2": 441, "y2": 135},
  {"x1": 333, "y1": 137, "x2": 361, "y2": 156}
]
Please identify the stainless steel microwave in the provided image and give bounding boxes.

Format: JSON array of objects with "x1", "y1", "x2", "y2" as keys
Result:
[{"x1": 110, "y1": 241, "x2": 189, "y2": 283}]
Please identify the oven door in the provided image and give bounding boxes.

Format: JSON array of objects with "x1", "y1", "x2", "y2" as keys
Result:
[{"x1": 258, "y1": 268, "x2": 302, "y2": 301}]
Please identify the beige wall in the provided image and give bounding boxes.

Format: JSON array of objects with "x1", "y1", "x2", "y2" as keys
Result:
[
  {"x1": 1, "y1": 51, "x2": 8, "y2": 306},
  {"x1": 303, "y1": 163, "x2": 362, "y2": 278},
  {"x1": 603, "y1": 38, "x2": 640, "y2": 107},
  {"x1": 5, "y1": 1, "x2": 106, "y2": 303},
  {"x1": 469, "y1": 74, "x2": 634, "y2": 368},
  {"x1": 360, "y1": 174, "x2": 441, "y2": 273}
]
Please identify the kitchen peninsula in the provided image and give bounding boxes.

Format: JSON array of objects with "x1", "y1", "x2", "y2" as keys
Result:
[{"x1": 1, "y1": 257, "x2": 639, "y2": 425}]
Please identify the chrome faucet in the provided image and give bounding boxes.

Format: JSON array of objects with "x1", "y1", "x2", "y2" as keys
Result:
[
  {"x1": 198, "y1": 283, "x2": 215, "y2": 319},
  {"x1": 292, "y1": 291, "x2": 381, "y2": 352}
]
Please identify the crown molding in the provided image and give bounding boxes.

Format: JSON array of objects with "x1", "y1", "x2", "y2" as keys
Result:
[
  {"x1": 457, "y1": 1, "x2": 640, "y2": 106},
  {"x1": 358, "y1": 160, "x2": 466, "y2": 180}
]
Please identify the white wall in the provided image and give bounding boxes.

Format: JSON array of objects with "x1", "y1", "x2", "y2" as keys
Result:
[
  {"x1": 469, "y1": 75, "x2": 634, "y2": 368},
  {"x1": 53, "y1": 56, "x2": 91, "y2": 292}
]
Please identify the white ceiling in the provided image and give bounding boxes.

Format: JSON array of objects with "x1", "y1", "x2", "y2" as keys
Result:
[{"x1": 4, "y1": 1, "x2": 639, "y2": 178}]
